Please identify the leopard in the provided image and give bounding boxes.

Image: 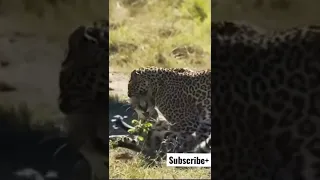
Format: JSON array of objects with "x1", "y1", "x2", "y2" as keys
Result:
[
  {"x1": 125, "y1": 66, "x2": 211, "y2": 155},
  {"x1": 58, "y1": 24, "x2": 109, "y2": 179},
  {"x1": 212, "y1": 21, "x2": 320, "y2": 180}
]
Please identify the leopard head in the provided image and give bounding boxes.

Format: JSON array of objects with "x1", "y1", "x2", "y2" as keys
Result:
[
  {"x1": 128, "y1": 69, "x2": 158, "y2": 120},
  {"x1": 128, "y1": 69, "x2": 152, "y2": 98}
]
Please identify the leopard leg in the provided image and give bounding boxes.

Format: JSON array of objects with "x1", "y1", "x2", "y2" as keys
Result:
[{"x1": 191, "y1": 119, "x2": 211, "y2": 153}]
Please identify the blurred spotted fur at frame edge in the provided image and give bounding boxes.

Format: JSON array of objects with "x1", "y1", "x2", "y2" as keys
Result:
[
  {"x1": 59, "y1": 21, "x2": 109, "y2": 114},
  {"x1": 212, "y1": 20, "x2": 267, "y2": 37},
  {"x1": 0, "y1": 105, "x2": 92, "y2": 180},
  {"x1": 58, "y1": 20, "x2": 110, "y2": 179},
  {"x1": 58, "y1": 20, "x2": 109, "y2": 145},
  {"x1": 61, "y1": 21, "x2": 107, "y2": 68},
  {"x1": 212, "y1": 21, "x2": 320, "y2": 179},
  {"x1": 84, "y1": 20, "x2": 108, "y2": 47}
]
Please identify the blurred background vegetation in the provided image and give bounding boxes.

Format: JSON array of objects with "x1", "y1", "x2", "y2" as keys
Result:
[
  {"x1": 212, "y1": 0, "x2": 320, "y2": 29},
  {"x1": 0, "y1": 0, "x2": 107, "y2": 41}
]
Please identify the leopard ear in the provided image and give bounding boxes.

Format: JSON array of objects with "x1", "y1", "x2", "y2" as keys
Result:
[
  {"x1": 130, "y1": 70, "x2": 141, "y2": 83},
  {"x1": 131, "y1": 70, "x2": 139, "y2": 78},
  {"x1": 84, "y1": 27, "x2": 98, "y2": 43},
  {"x1": 133, "y1": 69, "x2": 143, "y2": 76}
]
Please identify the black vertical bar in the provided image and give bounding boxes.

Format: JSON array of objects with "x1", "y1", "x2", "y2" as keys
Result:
[
  {"x1": 210, "y1": 1, "x2": 214, "y2": 178},
  {"x1": 106, "y1": 0, "x2": 110, "y2": 179}
]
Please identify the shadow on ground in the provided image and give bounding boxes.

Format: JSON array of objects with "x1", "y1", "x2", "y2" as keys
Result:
[
  {"x1": 109, "y1": 95, "x2": 137, "y2": 136},
  {"x1": 0, "y1": 104, "x2": 92, "y2": 180}
]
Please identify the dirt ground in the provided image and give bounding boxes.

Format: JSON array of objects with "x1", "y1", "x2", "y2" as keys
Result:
[
  {"x1": 109, "y1": 70, "x2": 129, "y2": 96},
  {"x1": 0, "y1": 19, "x2": 131, "y2": 135}
]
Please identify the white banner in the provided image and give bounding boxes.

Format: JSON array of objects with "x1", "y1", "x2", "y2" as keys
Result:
[{"x1": 166, "y1": 153, "x2": 211, "y2": 167}]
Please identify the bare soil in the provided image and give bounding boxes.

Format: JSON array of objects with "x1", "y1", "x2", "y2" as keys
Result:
[{"x1": 109, "y1": 70, "x2": 129, "y2": 96}]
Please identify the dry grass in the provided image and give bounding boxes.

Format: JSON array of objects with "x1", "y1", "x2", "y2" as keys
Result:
[{"x1": 109, "y1": 0, "x2": 211, "y2": 72}]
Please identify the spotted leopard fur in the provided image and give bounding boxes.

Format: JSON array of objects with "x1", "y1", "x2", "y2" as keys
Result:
[{"x1": 212, "y1": 21, "x2": 320, "y2": 180}]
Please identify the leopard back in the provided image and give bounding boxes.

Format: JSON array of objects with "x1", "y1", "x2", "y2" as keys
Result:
[
  {"x1": 212, "y1": 21, "x2": 320, "y2": 180},
  {"x1": 128, "y1": 67, "x2": 211, "y2": 128}
]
